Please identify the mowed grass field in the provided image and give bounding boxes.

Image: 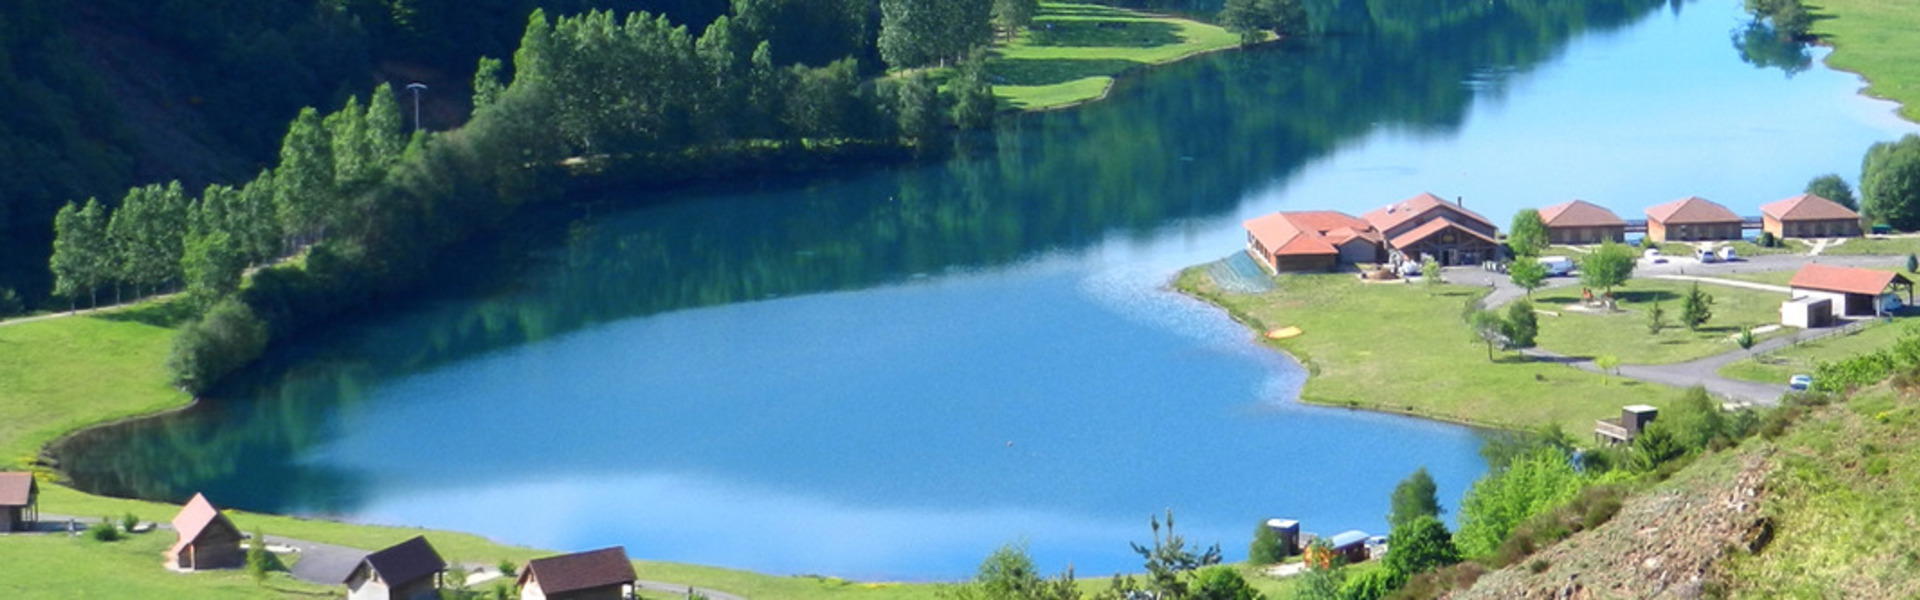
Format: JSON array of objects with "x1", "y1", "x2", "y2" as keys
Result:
[
  {"x1": 1531, "y1": 278, "x2": 1792, "y2": 365},
  {"x1": 990, "y1": 2, "x2": 1246, "y2": 110},
  {"x1": 0, "y1": 301, "x2": 191, "y2": 468},
  {"x1": 1812, "y1": 0, "x2": 1920, "y2": 122},
  {"x1": 0, "y1": 533, "x2": 336, "y2": 599},
  {"x1": 1178, "y1": 268, "x2": 1662, "y2": 434}
]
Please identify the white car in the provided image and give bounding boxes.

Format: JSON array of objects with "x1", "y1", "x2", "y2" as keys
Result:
[{"x1": 1789, "y1": 374, "x2": 1813, "y2": 391}]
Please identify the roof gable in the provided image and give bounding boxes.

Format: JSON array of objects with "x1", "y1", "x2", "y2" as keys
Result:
[
  {"x1": 0, "y1": 472, "x2": 34, "y2": 507},
  {"x1": 1645, "y1": 196, "x2": 1740, "y2": 224},
  {"x1": 1789, "y1": 264, "x2": 1910, "y2": 295},
  {"x1": 360, "y1": 535, "x2": 446, "y2": 586},
  {"x1": 1362, "y1": 192, "x2": 1495, "y2": 233},
  {"x1": 1538, "y1": 200, "x2": 1625, "y2": 227},
  {"x1": 1387, "y1": 217, "x2": 1497, "y2": 250},
  {"x1": 519, "y1": 547, "x2": 636, "y2": 595},
  {"x1": 1762, "y1": 194, "x2": 1858, "y2": 221}
]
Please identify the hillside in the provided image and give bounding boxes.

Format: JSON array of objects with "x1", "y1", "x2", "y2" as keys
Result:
[{"x1": 1450, "y1": 386, "x2": 1920, "y2": 598}]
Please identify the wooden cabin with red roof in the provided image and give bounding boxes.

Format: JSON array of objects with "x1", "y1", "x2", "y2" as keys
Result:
[
  {"x1": 1538, "y1": 199, "x2": 1626, "y2": 245},
  {"x1": 168, "y1": 493, "x2": 245, "y2": 570},
  {"x1": 1761, "y1": 194, "x2": 1860, "y2": 239},
  {"x1": 1361, "y1": 193, "x2": 1499, "y2": 266},
  {"x1": 1789, "y1": 264, "x2": 1912, "y2": 318},
  {"x1": 518, "y1": 546, "x2": 638, "y2": 600},
  {"x1": 1645, "y1": 196, "x2": 1741, "y2": 242},
  {"x1": 1242, "y1": 211, "x2": 1383, "y2": 273},
  {"x1": 0, "y1": 472, "x2": 37, "y2": 533}
]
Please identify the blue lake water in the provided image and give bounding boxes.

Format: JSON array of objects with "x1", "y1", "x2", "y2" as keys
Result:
[{"x1": 60, "y1": 0, "x2": 1919, "y2": 581}]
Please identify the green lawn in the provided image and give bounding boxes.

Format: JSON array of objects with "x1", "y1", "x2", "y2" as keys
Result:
[
  {"x1": 1812, "y1": 0, "x2": 1920, "y2": 122},
  {"x1": 1531, "y1": 278, "x2": 1789, "y2": 365},
  {"x1": 1727, "y1": 238, "x2": 1809, "y2": 257},
  {"x1": 989, "y1": 2, "x2": 1247, "y2": 110},
  {"x1": 1815, "y1": 236, "x2": 1920, "y2": 256},
  {"x1": 0, "y1": 531, "x2": 335, "y2": 599},
  {"x1": 1177, "y1": 268, "x2": 1663, "y2": 434},
  {"x1": 0, "y1": 300, "x2": 193, "y2": 468},
  {"x1": 1718, "y1": 321, "x2": 1914, "y2": 384}
]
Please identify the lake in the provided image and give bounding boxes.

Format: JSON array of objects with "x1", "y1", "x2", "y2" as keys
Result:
[{"x1": 59, "y1": 0, "x2": 1918, "y2": 581}]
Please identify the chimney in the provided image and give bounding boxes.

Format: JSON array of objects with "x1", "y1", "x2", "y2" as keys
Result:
[{"x1": 1456, "y1": 196, "x2": 1463, "y2": 207}]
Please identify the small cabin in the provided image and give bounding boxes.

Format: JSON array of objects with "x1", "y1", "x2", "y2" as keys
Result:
[
  {"x1": 1324, "y1": 530, "x2": 1371, "y2": 565},
  {"x1": 345, "y1": 535, "x2": 447, "y2": 600},
  {"x1": 1596, "y1": 405, "x2": 1658, "y2": 445},
  {"x1": 0, "y1": 472, "x2": 37, "y2": 533},
  {"x1": 518, "y1": 546, "x2": 637, "y2": 600},
  {"x1": 168, "y1": 493, "x2": 245, "y2": 571},
  {"x1": 1781, "y1": 296, "x2": 1835, "y2": 329}
]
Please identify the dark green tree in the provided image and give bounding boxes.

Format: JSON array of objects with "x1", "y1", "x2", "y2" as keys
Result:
[
  {"x1": 1680, "y1": 282, "x2": 1714, "y2": 331},
  {"x1": 1736, "y1": 326, "x2": 1755, "y2": 352},
  {"x1": 951, "y1": 51, "x2": 998, "y2": 131},
  {"x1": 1646, "y1": 300, "x2": 1667, "y2": 334},
  {"x1": 1666, "y1": 386, "x2": 1726, "y2": 452},
  {"x1": 1383, "y1": 515, "x2": 1460, "y2": 577},
  {"x1": 1863, "y1": 134, "x2": 1920, "y2": 230},
  {"x1": 1336, "y1": 568, "x2": 1400, "y2": 600},
  {"x1": 1806, "y1": 173, "x2": 1858, "y2": 210},
  {"x1": 1387, "y1": 467, "x2": 1441, "y2": 530},
  {"x1": 1467, "y1": 307, "x2": 1506, "y2": 361},
  {"x1": 275, "y1": 107, "x2": 337, "y2": 244},
  {"x1": 1191, "y1": 566, "x2": 1260, "y2": 600},
  {"x1": 183, "y1": 230, "x2": 246, "y2": 307},
  {"x1": 1631, "y1": 420, "x2": 1685, "y2": 471},
  {"x1": 992, "y1": 0, "x2": 1039, "y2": 40},
  {"x1": 1908, "y1": 253, "x2": 1917, "y2": 273},
  {"x1": 1503, "y1": 299, "x2": 1538, "y2": 349},
  {"x1": 939, "y1": 543, "x2": 1082, "y2": 600},
  {"x1": 887, "y1": 71, "x2": 948, "y2": 148},
  {"x1": 1507, "y1": 208, "x2": 1549, "y2": 257}
]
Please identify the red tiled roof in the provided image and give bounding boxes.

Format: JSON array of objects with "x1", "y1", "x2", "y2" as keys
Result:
[
  {"x1": 519, "y1": 546, "x2": 636, "y2": 595},
  {"x1": 1244, "y1": 211, "x2": 1378, "y2": 257},
  {"x1": 1645, "y1": 196, "x2": 1740, "y2": 225},
  {"x1": 1790, "y1": 264, "x2": 1911, "y2": 296},
  {"x1": 1361, "y1": 192, "x2": 1495, "y2": 233},
  {"x1": 1388, "y1": 217, "x2": 1497, "y2": 250},
  {"x1": 358, "y1": 535, "x2": 446, "y2": 586},
  {"x1": 1762, "y1": 194, "x2": 1859, "y2": 222},
  {"x1": 1538, "y1": 199, "x2": 1626, "y2": 228},
  {"x1": 170, "y1": 493, "x2": 234, "y2": 557},
  {"x1": 0, "y1": 472, "x2": 34, "y2": 507}
]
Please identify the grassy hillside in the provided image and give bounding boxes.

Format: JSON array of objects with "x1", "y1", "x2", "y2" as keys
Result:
[
  {"x1": 989, "y1": 2, "x2": 1248, "y2": 110},
  {"x1": 0, "y1": 302, "x2": 190, "y2": 467},
  {"x1": 1813, "y1": 0, "x2": 1920, "y2": 122}
]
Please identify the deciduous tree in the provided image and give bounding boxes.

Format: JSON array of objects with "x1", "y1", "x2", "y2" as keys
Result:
[
  {"x1": 1507, "y1": 209, "x2": 1549, "y2": 257},
  {"x1": 1863, "y1": 134, "x2": 1920, "y2": 230},
  {"x1": 1388, "y1": 467, "x2": 1441, "y2": 530},
  {"x1": 1507, "y1": 256, "x2": 1546, "y2": 297},
  {"x1": 1577, "y1": 241, "x2": 1636, "y2": 298},
  {"x1": 1383, "y1": 515, "x2": 1460, "y2": 577},
  {"x1": 1806, "y1": 173, "x2": 1858, "y2": 210},
  {"x1": 1249, "y1": 521, "x2": 1287, "y2": 565}
]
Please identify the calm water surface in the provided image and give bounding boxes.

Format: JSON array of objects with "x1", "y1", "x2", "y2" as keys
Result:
[{"x1": 62, "y1": 0, "x2": 1919, "y2": 580}]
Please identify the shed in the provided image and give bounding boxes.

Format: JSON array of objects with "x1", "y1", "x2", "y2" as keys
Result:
[
  {"x1": 168, "y1": 493, "x2": 245, "y2": 570},
  {"x1": 0, "y1": 472, "x2": 37, "y2": 533},
  {"x1": 1264, "y1": 518, "x2": 1301, "y2": 557},
  {"x1": 1761, "y1": 194, "x2": 1860, "y2": 239},
  {"x1": 1595, "y1": 405, "x2": 1658, "y2": 445},
  {"x1": 1781, "y1": 296, "x2": 1835, "y2": 329},
  {"x1": 1645, "y1": 196, "x2": 1742, "y2": 242},
  {"x1": 518, "y1": 546, "x2": 637, "y2": 600},
  {"x1": 1788, "y1": 264, "x2": 1913, "y2": 318},
  {"x1": 346, "y1": 535, "x2": 447, "y2": 600},
  {"x1": 1538, "y1": 199, "x2": 1627, "y2": 244}
]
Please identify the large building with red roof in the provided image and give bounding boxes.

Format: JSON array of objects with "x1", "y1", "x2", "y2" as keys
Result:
[
  {"x1": 1361, "y1": 192, "x2": 1500, "y2": 266},
  {"x1": 1242, "y1": 211, "x2": 1383, "y2": 273},
  {"x1": 1645, "y1": 196, "x2": 1742, "y2": 242},
  {"x1": 1537, "y1": 199, "x2": 1626, "y2": 245},
  {"x1": 1761, "y1": 193, "x2": 1860, "y2": 239}
]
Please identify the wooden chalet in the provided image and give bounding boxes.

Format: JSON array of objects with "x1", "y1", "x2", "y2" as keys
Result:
[
  {"x1": 1644, "y1": 196, "x2": 1741, "y2": 242},
  {"x1": 0, "y1": 472, "x2": 37, "y2": 533},
  {"x1": 1362, "y1": 193, "x2": 1500, "y2": 266},
  {"x1": 1761, "y1": 194, "x2": 1861, "y2": 239},
  {"x1": 167, "y1": 493, "x2": 245, "y2": 571},
  {"x1": 1537, "y1": 199, "x2": 1626, "y2": 244},
  {"x1": 518, "y1": 546, "x2": 637, "y2": 600},
  {"x1": 345, "y1": 535, "x2": 447, "y2": 600}
]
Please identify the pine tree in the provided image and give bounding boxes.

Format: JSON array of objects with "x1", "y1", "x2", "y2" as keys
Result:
[{"x1": 1680, "y1": 282, "x2": 1714, "y2": 331}]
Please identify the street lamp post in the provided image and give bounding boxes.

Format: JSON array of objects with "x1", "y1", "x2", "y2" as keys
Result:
[{"x1": 406, "y1": 82, "x2": 429, "y2": 131}]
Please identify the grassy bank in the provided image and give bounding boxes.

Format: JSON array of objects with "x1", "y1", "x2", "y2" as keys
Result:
[
  {"x1": 1176, "y1": 268, "x2": 1657, "y2": 434},
  {"x1": 1719, "y1": 321, "x2": 1909, "y2": 384},
  {"x1": 0, "y1": 301, "x2": 192, "y2": 468},
  {"x1": 990, "y1": 2, "x2": 1246, "y2": 110},
  {"x1": 1815, "y1": 235, "x2": 1920, "y2": 256},
  {"x1": 1812, "y1": 0, "x2": 1920, "y2": 122},
  {"x1": 1531, "y1": 278, "x2": 1791, "y2": 365}
]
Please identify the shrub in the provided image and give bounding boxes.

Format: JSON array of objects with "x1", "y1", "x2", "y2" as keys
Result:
[
  {"x1": 166, "y1": 298, "x2": 270, "y2": 394},
  {"x1": 86, "y1": 519, "x2": 122, "y2": 542},
  {"x1": 1249, "y1": 520, "x2": 1287, "y2": 565},
  {"x1": 246, "y1": 528, "x2": 272, "y2": 583},
  {"x1": 0, "y1": 287, "x2": 21, "y2": 318},
  {"x1": 119, "y1": 512, "x2": 139, "y2": 532}
]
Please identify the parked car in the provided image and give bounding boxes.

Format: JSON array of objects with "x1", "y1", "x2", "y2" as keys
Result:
[
  {"x1": 1538, "y1": 256, "x2": 1575, "y2": 277},
  {"x1": 1789, "y1": 374, "x2": 1813, "y2": 391},
  {"x1": 1642, "y1": 248, "x2": 1667, "y2": 264},
  {"x1": 1719, "y1": 246, "x2": 1738, "y2": 261},
  {"x1": 1695, "y1": 247, "x2": 1721, "y2": 263}
]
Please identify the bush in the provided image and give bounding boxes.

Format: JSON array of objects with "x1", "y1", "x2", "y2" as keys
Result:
[
  {"x1": 86, "y1": 519, "x2": 122, "y2": 542},
  {"x1": 119, "y1": 512, "x2": 139, "y2": 532},
  {"x1": 246, "y1": 527, "x2": 274, "y2": 583},
  {"x1": 1756, "y1": 231, "x2": 1777, "y2": 248},
  {"x1": 1250, "y1": 520, "x2": 1288, "y2": 565},
  {"x1": 166, "y1": 298, "x2": 270, "y2": 394}
]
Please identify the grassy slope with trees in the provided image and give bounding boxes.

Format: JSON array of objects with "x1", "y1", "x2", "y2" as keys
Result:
[{"x1": 988, "y1": 3, "x2": 1247, "y2": 110}]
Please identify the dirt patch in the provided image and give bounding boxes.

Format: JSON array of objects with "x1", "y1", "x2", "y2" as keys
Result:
[{"x1": 1451, "y1": 451, "x2": 1769, "y2": 599}]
